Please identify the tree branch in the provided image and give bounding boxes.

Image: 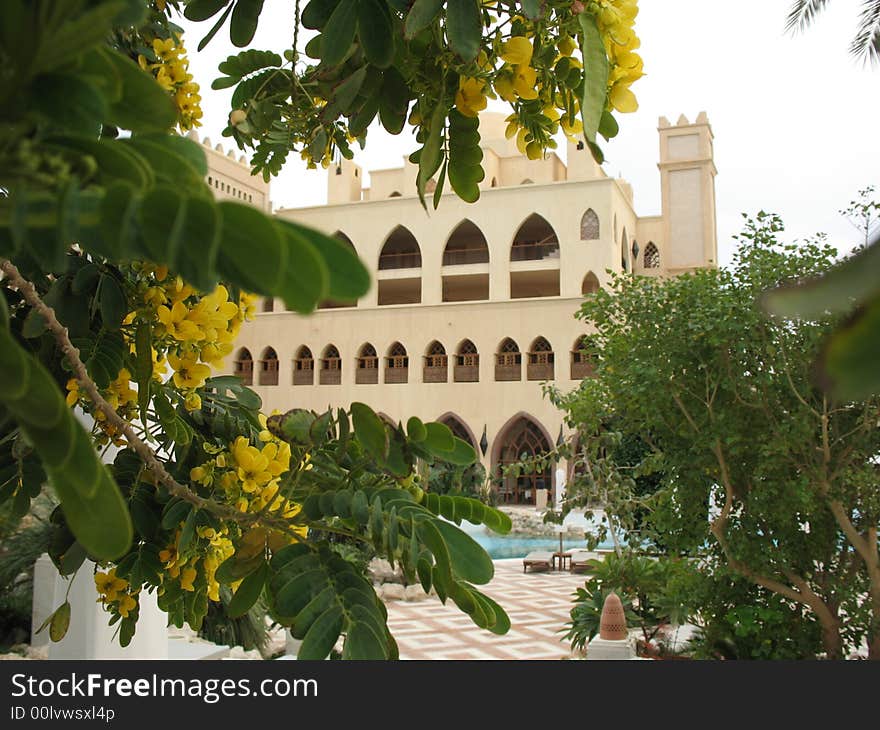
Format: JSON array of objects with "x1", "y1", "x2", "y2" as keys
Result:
[{"x1": 0, "y1": 259, "x2": 304, "y2": 541}]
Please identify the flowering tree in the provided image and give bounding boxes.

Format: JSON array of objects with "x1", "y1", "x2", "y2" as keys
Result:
[{"x1": 0, "y1": 0, "x2": 641, "y2": 658}]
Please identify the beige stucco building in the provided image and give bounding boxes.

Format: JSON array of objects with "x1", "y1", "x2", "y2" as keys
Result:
[{"x1": 213, "y1": 111, "x2": 717, "y2": 506}]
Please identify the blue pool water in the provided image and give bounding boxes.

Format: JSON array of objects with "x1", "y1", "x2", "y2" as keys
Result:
[{"x1": 472, "y1": 535, "x2": 609, "y2": 560}]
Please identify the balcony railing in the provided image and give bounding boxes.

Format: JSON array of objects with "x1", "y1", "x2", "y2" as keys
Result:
[
  {"x1": 258, "y1": 361, "x2": 278, "y2": 386},
  {"x1": 442, "y1": 247, "x2": 490, "y2": 266},
  {"x1": 495, "y1": 363, "x2": 521, "y2": 381},
  {"x1": 423, "y1": 365, "x2": 447, "y2": 383},
  {"x1": 510, "y1": 240, "x2": 560, "y2": 262},
  {"x1": 319, "y1": 362, "x2": 341, "y2": 385},
  {"x1": 356, "y1": 358, "x2": 379, "y2": 384},
  {"x1": 378, "y1": 251, "x2": 422, "y2": 270},
  {"x1": 527, "y1": 362, "x2": 554, "y2": 381},
  {"x1": 234, "y1": 362, "x2": 253, "y2": 386},
  {"x1": 454, "y1": 364, "x2": 479, "y2": 382},
  {"x1": 293, "y1": 362, "x2": 313, "y2": 385},
  {"x1": 571, "y1": 356, "x2": 594, "y2": 379}
]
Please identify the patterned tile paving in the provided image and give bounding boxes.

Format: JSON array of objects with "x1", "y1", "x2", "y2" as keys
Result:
[{"x1": 385, "y1": 559, "x2": 588, "y2": 660}]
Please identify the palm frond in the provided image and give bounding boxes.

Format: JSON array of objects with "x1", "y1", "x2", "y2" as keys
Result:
[
  {"x1": 785, "y1": 0, "x2": 831, "y2": 33},
  {"x1": 851, "y1": 0, "x2": 880, "y2": 63}
]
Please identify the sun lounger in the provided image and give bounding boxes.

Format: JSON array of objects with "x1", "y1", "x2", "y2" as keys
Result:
[
  {"x1": 522, "y1": 551, "x2": 553, "y2": 573},
  {"x1": 570, "y1": 550, "x2": 600, "y2": 573}
]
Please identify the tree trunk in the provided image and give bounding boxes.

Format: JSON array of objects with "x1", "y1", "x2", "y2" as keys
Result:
[{"x1": 813, "y1": 603, "x2": 844, "y2": 660}]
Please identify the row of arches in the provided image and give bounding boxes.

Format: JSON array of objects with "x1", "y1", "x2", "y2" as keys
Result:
[{"x1": 233, "y1": 337, "x2": 595, "y2": 387}]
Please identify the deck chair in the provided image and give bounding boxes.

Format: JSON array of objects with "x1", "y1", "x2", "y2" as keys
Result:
[
  {"x1": 569, "y1": 550, "x2": 600, "y2": 573},
  {"x1": 522, "y1": 551, "x2": 553, "y2": 573}
]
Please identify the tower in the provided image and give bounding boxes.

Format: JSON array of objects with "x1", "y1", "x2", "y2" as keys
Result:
[{"x1": 657, "y1": 112, "x2": 718, "y2": 271}]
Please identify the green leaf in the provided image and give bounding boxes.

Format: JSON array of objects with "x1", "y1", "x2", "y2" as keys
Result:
[
  {"x1": 343, "y1": 617, "x2": 388, "y2": 659},
  {"x1": 433, "y1": 518, "x2": 493, "y2": 584},
  {"x1": 378, "y1": 67, "x2": 410, "y2": 135},
  {"x1": 598, "y1": 110, "x2": 619, "y2": 140},
  {"x1": 185, "y1": 0, "x2": 231, "y2": 21},
  {"x1": 321, "y1": 0, "x2": 359, "y2": 66},
  {"x1": 446, "y1": 0, "x2": 481, "y2": 61},
  {"x1": 821, "y1": 294, "x2": 880, "y2": 400},
  {"x1": 405, "y1": 0, "x2": 444, "y2": 38},
  {"x1": 302, "y1": 0, "x2": 341, "y2": 29},
  {"x1": 521, "y1": 0, "x2": 542, "y2": 20},
  {"x1": 216, "y1": 551, "x2": 265, "y2": 584},
  {"x1": 423, "y1": 421, "x2": 454, "y2": 453},
  {"x1": 764, "y1": 238, "x2": 880, "y2": 318},
  {"x1": 216, "y1": 202, "x2": 286, "y2": 296},
  {"x1": 31, "y1": 73, "x2": 104, "y2": 135},
  {"x1": 351, "y1": 402, "x2": 388, "y2": 460},
  {"x1": 197, "y1": 3, "x2": 235, "y2": 51},
  {"x1": 134, "y1": 321, "x2": 152, "y2": 424},
  {"x1": 102, "y1": 49, "x2": 176, "y2": 133},
  {"x1": 98, "y1": 274, "x2": 127, "y2": 331},
  {"x1": 471, "y1": 588, "x2": 510, "y2": 634},
  {"x1": 407, "y1": 416, "x2": 427, "y2": 442},
  {"x1": 49, "y1": 601, "x2": 71, "y2": 643},
  {"x1": 418, "y1": 519, "x2": 452, "y2": 586},
  {"x1": 227, "y1": 561, "x2": 268, "y2": 618},
  {"x1": 578, "y1": 12, "x2": 609, "y2": 148},
  {"x1": 230, "y1": 0, "x2": 264, "y2": 46},
  {"x1": 46, "y1": 136, "x2": 153, "y2": 190},
  {"x1": 298, "y1": 605, "x2": 344, "y2": 659},
  {"x1": 439, "y1": 436, "x2": 477, "y2": 466},
  {"x1": 357, "y1": 0, "x2": 394, "y2": 68},
  {"x1": 161, "y1": 499, "x2": 192, "y2": 530},
  {"x1": 272, "y1": 220, "x2": 329, "y2": 313}
]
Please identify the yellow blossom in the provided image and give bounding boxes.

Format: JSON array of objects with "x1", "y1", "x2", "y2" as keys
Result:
[
  {"x1": 168, "y1": 351, "x2": 211, "y2": 389},
  {"x1": 117, "y1": 594, "x2": 137, "y2": 618},
  {"x1": 455, "y1": 77, "x2": 488, "y2": 118},
  {"x1": 180, "y1": 566, "x2": 197, "y2": 592},
  {"x1": 501, "y1": 36, "x2": 534, "y2": 66}
]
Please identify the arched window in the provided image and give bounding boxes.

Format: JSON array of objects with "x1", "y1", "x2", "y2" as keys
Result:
[
  {"x1": 258, "y1": 347, "x2": 279, "y2": 386},
  {"x1": 356, "y1": 343, "x2": 378, "y2": 385},
  {"x1": 521, "y1": 178, "x2": 534, "y2": 185},
  {"x1": 527, "y1": 337, "x2": 554, "y2": 381},
  {"x1": 424, "y1": 341, "x2": 448, "y2": 383},
  {"x1": 378, "y1": 225, "x2": 421, "y2": 270},
  {"x1": 510, "y1": 214, "x2": 559, "y2": 262},
  {"x1": 495, "y1": 338, "x2": 521, "y2": 381},
  {"x1": 234, "y1": 347, "x2": 253, "y2": 386},
  {"x1": 442, "y1": 220, "x2": 490, "y2": 302},
  {"x1": 443, "y1": 220, "x2": 489, "y2": 266},
  {"x1": 385, "y1": 342, "x2": 408, "y2": 384},
  {"x1": 454, "y1": 339, "x2": 479, "y2": 382},
  {"x1": 334, "y1": 231, "x2": 356, "y2": 250},
  {"x1": 495, "y1": 416, "x2": 552, "y2": 505},
  {"x1": 571, "y1": 336, "x2": 595, "y2": 380},
  {"x1": 389, "y1": 191, "x2": 402, "y2": 198},
  {"x1": 644, "y1": 241, "x2": 660, "y2": 269},
  {"x1": 320, "y1": 345, "x2": 341, "y2": 385},
  {"x1": 438, "y1": 414, "x2": 477, "y2": 452},
  {"x1": 621, "y1": 228, "x2": 629, "y2": 272},
  {"x1": 580, "y1": 209, "x2": 600, "y2": 240},
  {"x1": 490, "y1": 177, "x2": 498, "y2": 188},
  {"x1": 262, "y1": 297, "x2": 274, "y2": 312},
  {"x1": 582, "y1": 271, "x2": 600, "y2": 296},
  {"x1": 293, "y1": 346, "x2": 314, "y2": 386}
]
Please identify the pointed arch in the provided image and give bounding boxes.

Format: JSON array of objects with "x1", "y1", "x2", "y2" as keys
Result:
[
  {"x1": 644, "y1": 241, "x2": 660, "y2": 269},
  {"x1": 233, "y1": 347, "x2": 253, "y2": 386},
  {"x1": 621, "y1": 228, "x2": 629, "y2": 272},
  {"x1": 355, "y1": 343, "x2": 378, "y2": 384},
  {"x1": 388, "y1": 191, "x2": 402, "y2": 198},
  {"x1": 319, "y1": 344, "x2": 341, "y2": 385},
  {"x1": 510, "y1": 214, "x2": 559, "y2": 262},
  {"x1": 262, "y1": 297, "x2": 275, "y2": 312},
  {"x1": 293, "y1": 345, "x2": 314, "y2": 386},
  {"x1": 378, "y1": 225, "x2": 421, "y2": 270},
  {"x1": 258, "y1": 347, "x2": 278, "y2": 386},
  {"x1": 443, "y1": 220, "x2": 489, "y2": 266},
  {"x1": 580, "y1": 208, "x2": 600, "y2": 240},
  {"x1": 520, "y1": 178, "x2": 534, "y2": 185},
  {"x1": 385, "y1": 341, "x2": 409, "y2": 384},
  {"x1": 424, "y1": 340, "x2": 448, "y2": 383},
  {"x1": 437, "y1": 413, "x2": 478, "y2": 453},
  {"x1": 495, "y1": 338, "x2": 522, "y2": 381},
  {"x1": 491, "y1": 413, "x2": 554, "y2": 505},
  {"x1": 454, "y1": 339, "x2": 479, "y2": 382},
  {"x1": 582, "y1": 271, "x2": 600, "y2": 296},
  {"x1": 527, "y1": 337, "x2": 555, "y2": 381},
  {"x1": 333, "y1": 231, "x2": 356, "y2": 251}
]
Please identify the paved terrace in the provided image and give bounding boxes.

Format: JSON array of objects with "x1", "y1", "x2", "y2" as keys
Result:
[{"x1": 385, "y1": 558, "x2": 588, "y2": 660}]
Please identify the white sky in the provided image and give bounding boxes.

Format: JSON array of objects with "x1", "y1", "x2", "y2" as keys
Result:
[{"x1": 179, "y1": 0, "x2": 879, "y2": 267}]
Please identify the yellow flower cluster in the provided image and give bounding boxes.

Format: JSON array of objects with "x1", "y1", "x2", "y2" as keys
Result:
[
  {"x1": 589, "y1": 0, "x2": 644, "y2": 113},
  {"x1": 95, "y1": 568, "x2": 138, "y2": 618},
  {"x1": 159, "y1": 527, "x2": 235, "y2": 603},
  {"x1": 65, "y1": 368, "x2": 139, "y2": 446},
  {"x1": 138, "y1": 36, "x2": 203, "y2": 130}
]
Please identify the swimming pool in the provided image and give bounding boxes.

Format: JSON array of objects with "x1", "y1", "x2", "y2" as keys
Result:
[{"x1": 472, "y1": 535, "x2": 611, "y2": 560}]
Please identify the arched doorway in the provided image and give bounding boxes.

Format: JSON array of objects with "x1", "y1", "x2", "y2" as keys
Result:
[{"x1": 493, "y1": 415, "x2": 553, "y2": 505}]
